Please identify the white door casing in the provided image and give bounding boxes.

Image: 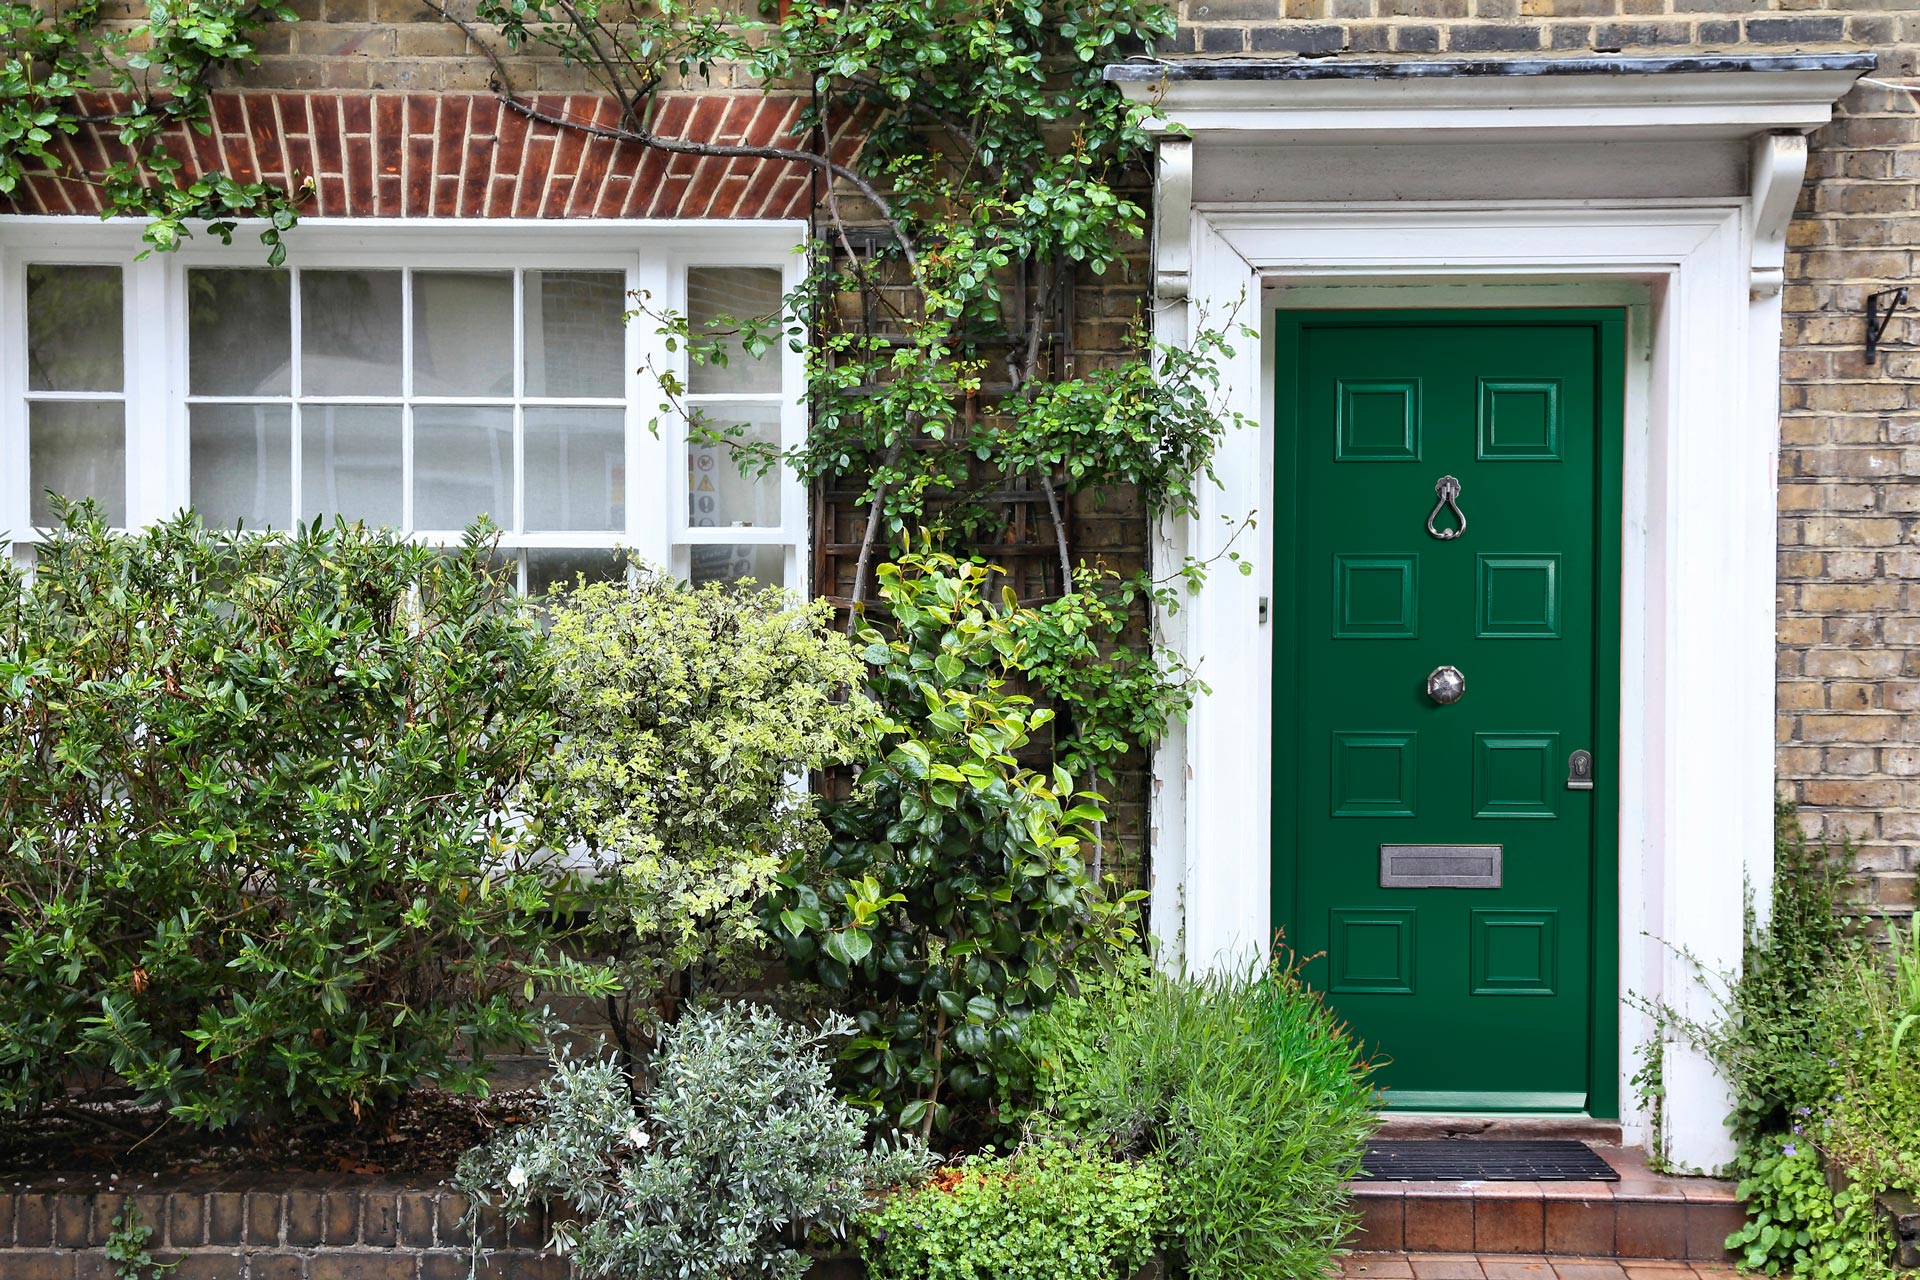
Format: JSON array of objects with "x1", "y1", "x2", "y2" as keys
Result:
[{"x1": 1113, "y1": 54, "x2": 1870, "y2": 1169}]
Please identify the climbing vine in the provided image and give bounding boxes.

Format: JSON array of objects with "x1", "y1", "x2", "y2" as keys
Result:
[
  {"x1": 3, "y1": 0, "x2": 305, "y2": 261},
  {"x1": 4, "y1": 0, "x2": 1248, "y2": 810}
]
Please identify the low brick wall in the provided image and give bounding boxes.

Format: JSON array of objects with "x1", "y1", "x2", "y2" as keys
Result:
[{"x1": 0, "y1": 1174, "x2": 563, "y2": 1279}]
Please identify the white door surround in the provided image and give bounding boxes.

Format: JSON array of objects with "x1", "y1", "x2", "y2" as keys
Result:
[{"x1": 1109, "y1": 53, "x2": 1872, "y2": 1170}]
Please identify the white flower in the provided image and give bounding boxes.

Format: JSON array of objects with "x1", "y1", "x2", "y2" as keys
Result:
[
  {"x1": 506, "y1": 1164, "x2": 528, "y2": 1189},
  {"x1": 627, "y1": 1125, "x2": 651, "y2": 1148}
]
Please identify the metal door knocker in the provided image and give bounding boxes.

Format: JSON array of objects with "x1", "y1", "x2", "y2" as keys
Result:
[
  {"x1": 1426, "y1": 475, "x2": 1467, "y2": 541},
  {"x1": 1426, "y1": 665, "x2": 1465, "y2": 705}
]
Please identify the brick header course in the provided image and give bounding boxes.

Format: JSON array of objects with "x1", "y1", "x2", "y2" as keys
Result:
[{"x1": 4, "y1": 92, "x2": 856, "y2": 220}]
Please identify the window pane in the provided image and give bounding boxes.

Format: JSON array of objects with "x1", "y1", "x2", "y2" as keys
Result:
[
  {"x1": 413, "y1": 406, "x2": 512, "y2": 530},
  {"x1": 302, "y1": 405, "x2": 403, "y2": 528},
  {"x1": 528, "y1": 548, "x2": 628, "y2": 598},
  {"x1": 413, "y1": 272, "x2": 513, "y2": 397},
  {"x1": 686, "y1": 267, "x2": 784, "y2": 394},
  {"x1": 29, "y1": 401, "x2": 125, "y2": 526},
  {"x1": 690, "y1": 544, "x2": 784, "y2": 590},
  {"x1": 302, "y1": 270, "x2": 402, "y2": 396},
  {"x1": 688, "y1": 404, "x2": 781, "y2": 528},
  {"x1": 525, "y1": 408, "x2": 624, "y2": 532},
  {"x1": 189, "y1": 269, "x2": 292, "y2": 396},
  {"x1": 27, "y1": 265, "x2": 123, "y2": 392},
  {"x1": 191, "y1": 404, "x2": 291, "y2": 530},
  {"x1": 524, "y1": 271, "x2": 626, "y2": 398}
]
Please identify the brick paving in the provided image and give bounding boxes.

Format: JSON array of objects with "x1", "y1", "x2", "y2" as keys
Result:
[{"x1": 1343, "y1": 1254, "x2": 1742, "y2": 1280}]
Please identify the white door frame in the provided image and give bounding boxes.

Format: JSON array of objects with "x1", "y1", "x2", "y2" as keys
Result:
[{"x1": 1116, "y1": 55, "x2": 1868, "y2": 1170}]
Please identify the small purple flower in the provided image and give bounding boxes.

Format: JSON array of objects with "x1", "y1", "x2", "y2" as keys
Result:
[
  {"x1": 1797, "y1": 1106, "x2": 1812, "y2": 1117},
  {"x1": 1792, "y1": 1123, "x2": 1804, "y2": 1135},
  {"x1": 1783, "y1": 1143, "x2": 1799, "y2": 1157}
]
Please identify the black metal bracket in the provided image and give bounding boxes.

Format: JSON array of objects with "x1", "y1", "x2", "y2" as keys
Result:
[{"x1": 1867, "y1": 287, "x2": 1910, "y2": 366}]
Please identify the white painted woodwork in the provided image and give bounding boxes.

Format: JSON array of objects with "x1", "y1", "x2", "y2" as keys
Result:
[{"x1": 1122, "y1": 59, "x2": 1866, "y2": 1171}]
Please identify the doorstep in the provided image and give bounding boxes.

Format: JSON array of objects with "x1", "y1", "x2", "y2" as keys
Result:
[
  {"x1": 1349, "y1": 1146, "x2": 1742, "y2": 1261},
  {"x1": 1341, "y1": 1253, "x2": 1742, "y2": 1280}
]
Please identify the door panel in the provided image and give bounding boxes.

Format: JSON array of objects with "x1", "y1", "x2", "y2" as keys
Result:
[{"x1": 1272, "y1": 309, "x2": 1623, "y2": 1114}]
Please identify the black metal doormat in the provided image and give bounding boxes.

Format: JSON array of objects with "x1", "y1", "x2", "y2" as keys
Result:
[{"x1": 1361, "y1": 1139, "x2": 1621, "y2": 1181}]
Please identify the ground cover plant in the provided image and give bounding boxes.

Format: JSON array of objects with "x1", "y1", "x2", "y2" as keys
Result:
[
  {"x1": 859, "y1": 1142, "x2": 1166, "y2": 1280},
  {"x1": 1654, "y1": 803, "x2": 1920, "y2": 1278},
  {"x1": 0, "y1": 504, "x2": 610, "y2": 1131}
]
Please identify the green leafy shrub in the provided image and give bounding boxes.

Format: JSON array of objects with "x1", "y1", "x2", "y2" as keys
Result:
[
  {"x1": 537, "y1": 570, "x2": 874, "y2": 1006},
  {"x1": 860, "y1": 1143, "x2": 1165, "y2": 1280},
  {"x1": 1654, "y1": 802, "x2": 1917, "y2": 1277},
  {"x1": 456, "y1": 1004, "x2": 929, "y2": 1280},
  {"x1": 761, "y1": 550, "x2": 1144, "y2": 1138},
  {"x1": 0, "y1": 504, "x2": 607, "y2": 1127},
  {"x1": 1018, "y1": 956, "x2": 1378, "y2": 1280}
]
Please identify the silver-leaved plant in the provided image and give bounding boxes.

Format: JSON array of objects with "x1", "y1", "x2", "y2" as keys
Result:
[{"x1": 456, "y1": 1003, "x2": 930, "y2": 1279}]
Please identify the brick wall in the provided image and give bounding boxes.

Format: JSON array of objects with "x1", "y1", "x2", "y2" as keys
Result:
[
  {"x1": 1162, "y1": 9, "x2": 1919, "y2": 924},
  {"x1": 0, "y1": 1176, "x2": 871, "y2": 1279},
  {"x1": 36, "y1": 0, "x2": 1920, "y2": 912}
]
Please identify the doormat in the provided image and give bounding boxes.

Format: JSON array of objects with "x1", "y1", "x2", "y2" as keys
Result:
[{"x1": 1361, "y1": 1139, "x2": 1621, "y2": 1181}]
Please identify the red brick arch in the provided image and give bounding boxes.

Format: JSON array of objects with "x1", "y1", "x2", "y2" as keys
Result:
[{"x1": 6, "y1": 91, "x2": 858, "y2": 220}]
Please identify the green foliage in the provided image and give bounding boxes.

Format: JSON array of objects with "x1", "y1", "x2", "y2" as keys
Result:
[
  {"x1": 762, "y1": 550, "x2": 1144, "y2": 1138},
  {"x1": 859, "y1": 1143, "x2": 1166, "y2": 1280},
  {"x1": 1008, "y1": 564, "x2": 1201, "y2": 785},
  {"x1": 1727, "y1": 1139, "x2": 1890, "y2": 1279},
  {"x1": 456, "y1": 1004, "x2": 930, "y2": 1280},
  {"x1": 1, "y1": 0, "x2": 304, "y2": 261},
  {"x1": 1018, "y1": 956, "x2": 1379, "y2": 1280},
  {"x1": 1653, "y1": 802, "x2": 1917, "y2": 1277},
  {"x1": 103, "y1": 1204, "x2": 176, "y2": 1280},
  {"x1": 537, "y1": 570, "x2": 875, "y2": 1002},
  {"x1": 0, "y1": 503, "x2": 609, "y2": 1128}
]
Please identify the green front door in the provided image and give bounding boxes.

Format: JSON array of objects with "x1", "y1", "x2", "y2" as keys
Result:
[{"x1": 1272, "y1": 309, "x2": 1623, "y2": 1115}]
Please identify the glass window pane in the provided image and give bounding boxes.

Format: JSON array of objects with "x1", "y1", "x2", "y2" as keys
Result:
[
  {"x1": 413, "y1": 272, "x2": 513, "y2": 397},
  {"x1": 688, "y1": 404, "x2": 781, "y2": 529},
  {"x1": 27, "y1": 265, "x2": 123, "y2": 392},
  {"x1": 690, "y1": 544, "x2": 784, "y2": 590},
  {"x1": 188, "y1": 269, "x2": 292, "y2": 396},
  {"x1": 302, "y1": 270, "x2": 402, "y2": 396},
  {"x1": 413, "y1": 406, "x2": 513, "y2": 531},
  {"x1": 528, "y1": 548, "x2": 628, "y2": 598},
  {"x1": 686, "y1": 267, "x2": 784, "y2": 394},
  {"x1": 524, "y1": 271, "x2": 626, "y2": 398},
  {"x1": 301, "y1": 405, "x2": 403, "y2": 529},
  {"x1": 191, "y1": 404, "x2": 291, "y2": 530},
  {"x1": 29, "y1": 401, "x2": 125, "y2": 526},
  {"x1": 525, "y1": 408, "x2": 624, "y2": 532}
]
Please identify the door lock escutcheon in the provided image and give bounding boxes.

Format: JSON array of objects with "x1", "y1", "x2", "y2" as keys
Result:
[{"x1": 1567, "y1": 749, "x2": 1594, "y2": 790}]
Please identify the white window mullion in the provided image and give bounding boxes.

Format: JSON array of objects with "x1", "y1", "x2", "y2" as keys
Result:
[
  {"x1": 125, "y1": 255, "x2": 176, "y2": 528},
  {"x1": 512, "y1": 269, "x2": 525, "y2": 535},
  {"x1": 780, "y1": 253, "x2": 807, "y2": 593},
  {"x1": 401, "y1": 267, "x2": 415, "y2": 534},
  {"x1": 628, "y1": 255, "x2": 672, "y2": 571},
  {"x1": 288, "y1": 268, "x2": 304, "y2": 529},
  {"x1": 0, "y1": 250, "x2": 27, "y2": 549}
]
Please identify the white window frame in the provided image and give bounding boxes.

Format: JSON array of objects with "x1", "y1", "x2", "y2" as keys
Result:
[{"x1": 0, "y1": 217, "x2": 810, "y2": 591}]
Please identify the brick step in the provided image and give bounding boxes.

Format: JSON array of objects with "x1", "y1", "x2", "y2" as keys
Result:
[{"x1": 1350, "y1": 1147, "x2": 1742, "y2": 1261}]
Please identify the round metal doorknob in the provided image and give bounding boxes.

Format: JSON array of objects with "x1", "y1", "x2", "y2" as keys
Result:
[{"x1": 1427, "y1": 665, "x2": 1465, "y2": 705}]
